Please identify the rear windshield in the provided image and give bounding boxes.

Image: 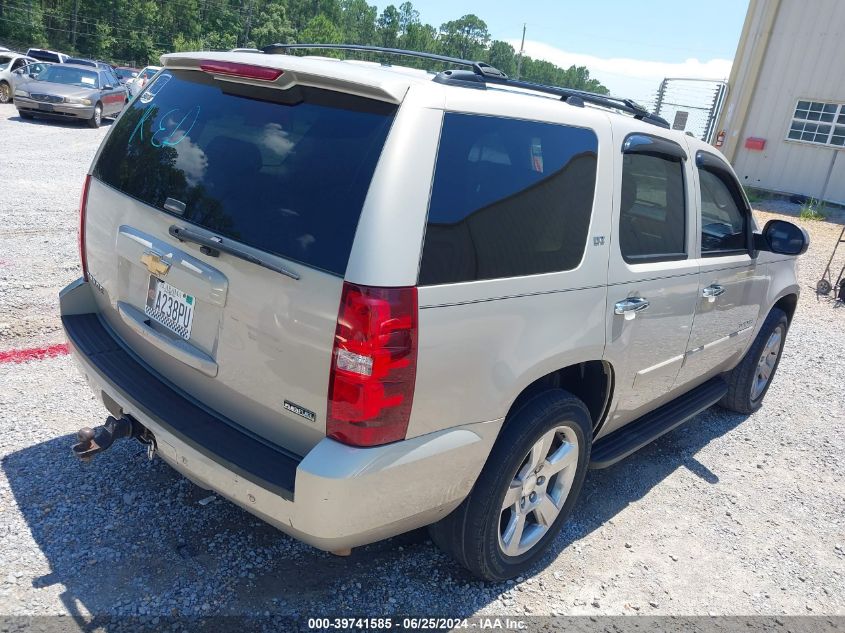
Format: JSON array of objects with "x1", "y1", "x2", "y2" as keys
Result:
[
  {"x1": 28, "y1": 50, "x2": 60, "y2": 62},
  {"x1": 94, "y1": 69, "x2": 397, "y2": 275},
  {"x1": 40, "y1": 65, "x2": 99, "y2": 87}
]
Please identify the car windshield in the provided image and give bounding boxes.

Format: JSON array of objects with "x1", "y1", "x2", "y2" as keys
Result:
[
  {"x1": 142, "y1": 68, "x2": 157, "y2": 79},
  {"x1": 39, "y1": 66, "x2": 98, "y2": 88},
  {"x1": 22, "y1": 63, "x2": 48, "y2": 77}
]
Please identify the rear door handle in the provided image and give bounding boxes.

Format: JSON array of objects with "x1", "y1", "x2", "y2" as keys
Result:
[
  {"x1": 702, "y1": 284, "x2": 726, "y2": 302},
  {"x1": 614, "y1": 297, "x2": 650, "y2": 320}
]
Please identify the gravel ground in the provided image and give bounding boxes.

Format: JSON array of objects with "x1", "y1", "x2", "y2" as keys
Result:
[{"x1": 1, "y1": 106, "x2": 844, "y2": 624}]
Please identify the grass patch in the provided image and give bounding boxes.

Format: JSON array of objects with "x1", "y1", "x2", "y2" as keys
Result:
[
  {"x1": 743, "y1": 186, "x2": 763, "y2": 204},
  {"x1": 799, "y1": 198, "x2": 827, "y2": 220}
]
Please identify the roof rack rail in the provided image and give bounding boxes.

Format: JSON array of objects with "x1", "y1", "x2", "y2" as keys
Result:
[
  {"x1": 259, "y1": 43, "x2": 669, "y2": 129},
  {"x1": 260, "y1": 43, "x2": 507, "y2": 79},
  {"x1": 432, "y1": 70, "x2": 669, "y2": 128}
]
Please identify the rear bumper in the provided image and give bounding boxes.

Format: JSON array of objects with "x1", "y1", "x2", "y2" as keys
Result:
[{"x1": 60, "y1": 278, "x2": 501, "y2": 550}]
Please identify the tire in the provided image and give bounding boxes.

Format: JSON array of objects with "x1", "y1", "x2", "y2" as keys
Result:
[
  {"x1": 429, "y1": 390, "x2": 592, "y2": 581},
  {"x1": 719, "y1": 308, "x2": 789, "y2": 414},
  {"x1": 19, "y1": 111, "x2": 34, "y2": 120},
  {"x1": 817, "y1": 279, "x2": 832, "y2": 295},
  {"x1": 0, "y1": 81, "x2": 10, "y2": 104},
  {"x1": 88, "y1": 103, "x2": 102, "y2": 128}
]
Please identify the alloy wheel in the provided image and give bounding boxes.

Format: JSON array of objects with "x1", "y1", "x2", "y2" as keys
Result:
[
  {"x1": 751, "y1": 325, "x2": 783, "y2": 400},
  {"x1": 498, "y1": 425, "x2": 579, "y2": 556}
]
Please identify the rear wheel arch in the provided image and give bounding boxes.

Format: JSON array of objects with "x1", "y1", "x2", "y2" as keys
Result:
[{"x1": 504, "y1": 360, "x2": 614, "y2": 435}]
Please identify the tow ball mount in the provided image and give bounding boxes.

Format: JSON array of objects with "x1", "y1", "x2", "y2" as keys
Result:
[{"x1": 72, "y1": 416, "x2": 144, "y2": 462}]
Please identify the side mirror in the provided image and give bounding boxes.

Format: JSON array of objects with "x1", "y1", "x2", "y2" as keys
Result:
[
  {"x1": 755, "y1": 219, "x2": 809, "y2": 256},
  {"x1": 13, "y1": 68, "x2": 23, "y2": 75}
]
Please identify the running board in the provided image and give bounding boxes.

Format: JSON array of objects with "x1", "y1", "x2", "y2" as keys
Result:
[{"x1": 590, "y1": 377, "x2": 728, "y2": 469}]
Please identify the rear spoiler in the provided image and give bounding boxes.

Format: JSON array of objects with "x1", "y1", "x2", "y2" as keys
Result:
[{"x1": 160, "y1": 51, "x2": 410, "y2": 104}]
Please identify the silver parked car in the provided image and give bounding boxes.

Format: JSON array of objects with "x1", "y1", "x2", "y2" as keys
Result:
[
  {"x1": 59, "y1": 46, "x2": 808, "y2": 581},
  {"x1": 14, "y1": 63, "x2": 127, "y2": 127},
  {"x1": 0, "y1": 53, "x2": 37, "y2": 104}
]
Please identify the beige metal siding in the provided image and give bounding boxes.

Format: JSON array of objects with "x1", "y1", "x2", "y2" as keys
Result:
[{"x1": 720, "y1": 0, "x2": 845, "y2": 203}]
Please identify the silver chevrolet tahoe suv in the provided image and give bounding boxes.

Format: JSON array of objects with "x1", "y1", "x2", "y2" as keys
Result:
[{"x1": 59, "y1": 45, "x2": 809, "y2": 581}]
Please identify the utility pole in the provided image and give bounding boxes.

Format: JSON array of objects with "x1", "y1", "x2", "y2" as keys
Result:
[
  {"x1": 515, "y1": 23, "x2": 526, "y2": 80},
  {"x1": 71, "y1": 0, "x2": 79, "y2": 48}
]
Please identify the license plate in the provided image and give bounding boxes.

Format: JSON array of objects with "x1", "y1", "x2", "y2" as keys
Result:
[
  {"x1": 39, "y1": 103, "x2": 54, "y2": 112},
  {"x1": 145, "y1": 276, "x2": 195, "y2": 340}
]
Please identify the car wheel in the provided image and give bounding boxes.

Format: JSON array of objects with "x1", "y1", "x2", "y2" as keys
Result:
[
  {"x1": 0, "y1": 81, "x2": 10, "y2": 104},
  {"x1": 88, "y1": 103, "x2": 102, "y2": 128},
  {"x1": 429, "y1": 390, "x2": 591, "y2": 581},
  {"x1": 719, "y1": 308, "x2": 788, "y2": 414}
]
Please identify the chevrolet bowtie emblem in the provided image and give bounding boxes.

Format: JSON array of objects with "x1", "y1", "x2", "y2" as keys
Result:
[{"x1": 141, "y1": 251, "x2": 171, "y2": 277}]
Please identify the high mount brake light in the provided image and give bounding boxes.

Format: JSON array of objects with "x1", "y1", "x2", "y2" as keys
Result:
[
  {"x1": 327, "y1": 283, "x2": 418, "y2": 447},
  {"x1": 199, "y1": 61, "x2": 283, "y2": 81},
  {"x1": 79, "y1": 174, "x2": 91, "y2": 281}
]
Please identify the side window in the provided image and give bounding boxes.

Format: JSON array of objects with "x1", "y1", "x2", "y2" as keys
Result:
[
  {"x1": 11, "y1": 58, "x2": 26, "y2": 71},
  {"x1": 419, "y1": 113, "x2": 598, "y2": 285},
  {"x1": 619, "y1": 151, "x2": 686, "y2": 262},
  {"x1": 699, "y1": 168, "x2": 748, "y2": 254}
]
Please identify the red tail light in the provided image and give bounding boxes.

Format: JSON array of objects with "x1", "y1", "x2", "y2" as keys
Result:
[
  {"x1": 327, "y1": 283, "x2": 418, "y2": 447},
  {"x1": 199, "y1": 61, "x2": 283, "y2": 81},
  {"x1": 79, "y1": 174, "x2": 91, "y2": 281}
]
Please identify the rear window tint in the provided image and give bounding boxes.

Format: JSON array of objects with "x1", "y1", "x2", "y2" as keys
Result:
[
  {"x1": 419, "y1": 113, "x2": 598, "y2": 285},
  {"x1": 94, "y1": 70, "x2": 396, "y2": 276}
]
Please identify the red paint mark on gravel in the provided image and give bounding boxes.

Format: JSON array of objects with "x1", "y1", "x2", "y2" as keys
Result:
[{"x1": 0, "y1": 343, "x2": 69, "y2": 364}]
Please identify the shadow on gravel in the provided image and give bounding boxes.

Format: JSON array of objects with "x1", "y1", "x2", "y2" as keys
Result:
[
  {"x1": 3, "y1": 405, "x2": 748, "y2": 620},
  {"x1": 5, "y1": 113, "x2": 114, "y2": 129}
]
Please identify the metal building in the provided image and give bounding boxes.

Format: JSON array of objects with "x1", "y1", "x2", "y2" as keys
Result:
[{"x1": 714, "y1": 0, "x2": 845, "y2": 204}]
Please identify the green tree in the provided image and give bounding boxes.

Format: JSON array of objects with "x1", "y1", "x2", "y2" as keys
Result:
[
  {"x1": 0, "y1": 0, "x2": 609, "y2": 94},
  {"x1": 300, "y1": 14, "x2": 342, "y2": 45},
  {"x1": 339, "y1": 0, "x2": 377, "y2": 45},
  {"x1": 487, "y1": 40, "x2": 516, "y2": 76},
  {"x1": 398, "y1": 2, "x2": 419, "y2": 36},
  {"x1": 439, "y1": 14, "x2": 489, "y2": 59},
  {"x1": 401, "y1": 22, "x2": 438, "y2": 57},
  {"x1": 376, "y1": 5, "x2": 400, "y2": 48},
  {"x1": 251, "y1": 3, "x2": 294, "y2": 48}
]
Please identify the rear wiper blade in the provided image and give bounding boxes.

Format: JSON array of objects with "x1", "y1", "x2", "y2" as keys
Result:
[{"x1": 169, "y1": 225, "x2": 300, "y2": 281}]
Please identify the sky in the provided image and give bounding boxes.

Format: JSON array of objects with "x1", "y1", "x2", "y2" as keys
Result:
[{"x1": 374, "y1": 0, "x2": 749, "y2": 104}]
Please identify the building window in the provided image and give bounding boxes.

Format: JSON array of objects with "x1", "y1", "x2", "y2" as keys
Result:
[{"x1": 787, "y1": 100, "x2": 845, "y2": 146}]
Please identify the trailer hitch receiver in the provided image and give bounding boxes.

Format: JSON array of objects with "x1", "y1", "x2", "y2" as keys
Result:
[{"x1": 72, "y1": 416, "x2": 141, "y2": 462}]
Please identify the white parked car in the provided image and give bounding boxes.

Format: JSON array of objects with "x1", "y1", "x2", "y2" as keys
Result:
[
  {"x1": 0, "y1": 53, "x2": 37, "y2": 103},
  {"x1": 128, "y1": 65, "x2": 161, "y2": 97}
]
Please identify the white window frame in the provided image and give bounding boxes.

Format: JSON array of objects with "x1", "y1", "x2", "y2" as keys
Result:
[{"x1": 785, "y1": 99, "x2": 845, "y2": 147}]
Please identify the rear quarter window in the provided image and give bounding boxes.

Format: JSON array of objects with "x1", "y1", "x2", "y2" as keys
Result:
[
  {"x1": 93, "y1": 69, "x2": 396, "y2": 276},
  {"x1": 419, "y1": 113, "x2": 598, "y2": 285}
]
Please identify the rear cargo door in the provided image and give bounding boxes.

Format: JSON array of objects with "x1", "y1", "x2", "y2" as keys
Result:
[{"x1": 84, "y1": 68, "x2": 397, "y2": 455}]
